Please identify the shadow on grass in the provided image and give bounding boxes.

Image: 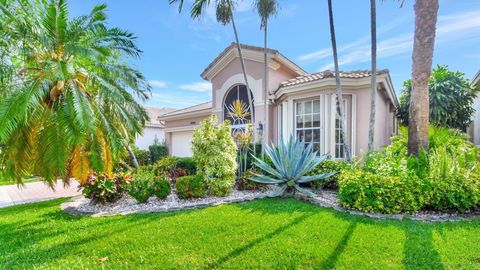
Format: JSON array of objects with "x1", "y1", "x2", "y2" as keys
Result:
[
  {"x1": 320, "y1": 222, "x2": 357, "y2": 269},
  {"x1": 403, "y1": 225, "x2": 444, "y2": 270},
  {"x1": 205, "y1": 213, "x2": 313, "y2": 269}
]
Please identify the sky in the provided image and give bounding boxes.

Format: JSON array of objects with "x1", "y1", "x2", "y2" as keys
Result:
[{"x1": 69, "y1": 0, "x2": 480, "y2": 109}]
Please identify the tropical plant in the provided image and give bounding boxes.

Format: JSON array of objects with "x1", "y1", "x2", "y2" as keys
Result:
[
  {"x1": 0, "y1": 0, "x2": 150, "y2": 185},
  {"x1": 397, "y1": 65, "x2": 477, "y2": 131},
  {"x1": 176, "y1": 175, "x2": 207, "y2": 199},
  {"x1": 367, "y1": 0, "x2": 377, "y2": 152},
  {"x1": 176, "y1": 157, "x2": 197, "y2": 175},
  {"x1": 192, "y1": 114, "x2": 237, "y2": 196},
  {"x1": 80, "y1": 173, "x2": 132, "y2": 203},
  {"x1": 326, "y1": 0, "x2": 351, "y2": 161},
  {"x1": 307, "y1": 159, "x2": 351, "y2": 189},
  {"x1": 249, "y1": 136, "x2": 335, "y2": 197},
  {"x1": 152, "y1": 174, "x2": 172, "y2": 199},
  {"x1": 149, "y1": 139, "x2": 168, "y2": 164},
  {"x1": 254, "y1": 0, "x2": 279, "y2": 159},
  {"x1": 408, "y1": 0, "x2": 439, "y2": 155},
  {"x1": 128, "y1": 170, "x2": 156, "y2": 203}
]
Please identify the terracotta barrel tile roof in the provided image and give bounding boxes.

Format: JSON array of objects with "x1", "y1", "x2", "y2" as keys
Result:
[{"x1": 280, "y1": 69, "x2": 390, "y2": 88}]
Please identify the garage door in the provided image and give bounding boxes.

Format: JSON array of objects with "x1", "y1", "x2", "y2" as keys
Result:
[{"x1": 171, "y1": 130, "x2": 194, "y2": 157}]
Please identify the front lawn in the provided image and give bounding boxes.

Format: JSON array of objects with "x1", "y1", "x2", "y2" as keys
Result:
[{"x1": 1, "y1": 198, "x2": 480, "y2": 269}]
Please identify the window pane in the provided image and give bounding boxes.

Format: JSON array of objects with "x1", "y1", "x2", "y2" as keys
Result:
[
  {"x1": 304, "y1": 114, "x2": 312, "y2": 128},
  {"x1": 305, "y1": 130, "x2": 312, "y2": 142},
  {"x1": 296, "y1": 102, "x2": 303, "y2": 115},
  {"x1": 305, "y1": 101, "x2": 312, "y2": 114},
  {"x1": 313, "y1": 100, "x2": 320, "y2": 113},
  {"x1": 296, "y1": 116, "x2": 303, "y2": 129},
  {"x1": 313, "y1": 143, "x2": 320, "y2": 153},
  {"x1": 313, "y1": 129, "x2": 320, "y2": 142},
  {"x1": 313, "y1": 113, "x2": 320, "y2": 127},
  {"x1": 297, "y1": 130, "x2": 305, "y2": 142}
]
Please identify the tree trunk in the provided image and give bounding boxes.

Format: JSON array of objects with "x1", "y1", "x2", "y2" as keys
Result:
[
  {"x1": 230, "y1": 13, "x2": 255, "y2": 126},
  {"x1": 367, "y1": 0, "x2": 377, "y2": 152},
  {"x1": 127, "y1": 145, "x2": 139, "y2": 168},
  {"x1": 327, "y1": 0, "x2": 351, "y2": 161},
  {"x1": 408, "y1": 0, "x2": 439, "y2": 155},
  {"x1": 262, "y1": 20, "x2": 269, "y2": 160}
]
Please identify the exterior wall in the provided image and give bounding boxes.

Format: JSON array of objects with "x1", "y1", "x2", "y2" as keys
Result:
[
  {"x1": 469, "y1": 96, "x2": 480, "y2": 145},
  {"x1": 210, "y1": 58, "x2": 298, "y2": 143},
  {"x1": 171, "y1": 131, "x2": 194, "y2": 157},
  {"x1": 273, "y1": 84, "x2": 396, "y2": 158},
  {"x1": 135, "y1": 127, "x2": 165, "y2": 150}
]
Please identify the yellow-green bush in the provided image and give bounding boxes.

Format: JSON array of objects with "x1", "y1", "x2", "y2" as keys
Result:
[
  {"x1": 338, "y1": 126, "x2": 480, "y2": 214},
  {"x1": 191, "y1": 115, "x2": 237, "y2": 197}
]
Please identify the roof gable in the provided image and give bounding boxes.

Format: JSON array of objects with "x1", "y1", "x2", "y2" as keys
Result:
[{"x1": 201, "y1": 43, "x2": 307, "y2": 81}]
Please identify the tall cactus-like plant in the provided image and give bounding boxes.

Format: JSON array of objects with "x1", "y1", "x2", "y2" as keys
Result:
[{"x1": 249, "y1": 136, "x2": 335, "y2": 197}]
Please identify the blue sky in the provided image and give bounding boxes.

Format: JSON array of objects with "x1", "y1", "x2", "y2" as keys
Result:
[{"x1": 70, "y1": 0, "x2": 480, "y2": 109}]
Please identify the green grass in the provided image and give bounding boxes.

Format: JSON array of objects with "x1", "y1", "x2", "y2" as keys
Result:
[
  {"x1": 0, "y1": 172, "x2": 40, "y2": 186},
  {"x1": 1, "y1": 198, "x2": 480, "y2": 269}
]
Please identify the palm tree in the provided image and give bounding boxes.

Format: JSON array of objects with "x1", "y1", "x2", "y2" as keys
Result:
[
  {"x1": 367, "y1": 0, "x2": 377, "y2": 152},
  {"x1": 254, "y1": 0, "x2": 278, "y2": 159},
  {"x1": 327, "y1": 0, "x2": 351, "y2": 161},
  {"x1": 169, "y1": 0, "x2": 255, "y2": 130},
  {"x1": 0, "y1": 0, "x2": 150, "y2": 184},
  {"x1": 408, "y1": 0, "x2": 439, "y2": 155}
]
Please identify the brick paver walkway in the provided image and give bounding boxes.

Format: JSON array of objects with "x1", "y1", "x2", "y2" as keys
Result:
[{"x1": 0, "y1": 180, "x2": 81, "y2": 208}]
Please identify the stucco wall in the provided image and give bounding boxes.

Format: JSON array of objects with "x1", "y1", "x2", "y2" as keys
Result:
[{"x1": 135, "y1": 126, "x2": 165, "y2": 150}]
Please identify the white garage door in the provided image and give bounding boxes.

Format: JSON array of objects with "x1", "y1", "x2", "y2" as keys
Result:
[{"x1": 171, "y1": 131, "x2": 194, "y2": 157}]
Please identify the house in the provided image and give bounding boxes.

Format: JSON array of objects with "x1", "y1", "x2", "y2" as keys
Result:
[
  {"x1": 468, "y1": 70, "x2": 480, "y2": 145},
  {"x1": 135, "y1": 107, "x2": 175, "y2": 150},
  {"x1": 160, "y1": 43, "x2": 398, "y2": 158}
]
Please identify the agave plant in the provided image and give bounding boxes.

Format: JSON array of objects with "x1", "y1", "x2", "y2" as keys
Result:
[{"x1": 249, "y1": 136, "x2": 336, "y2": 197}]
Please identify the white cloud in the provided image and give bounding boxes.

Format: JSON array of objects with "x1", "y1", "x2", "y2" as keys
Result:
[
  {"x1": 179, "y1": 81, "x2": 212, "y2": 93},
  {"x1": 149, "y1": 80, "x2": 167, "y2": 88},
  {"x1": 301, "y1": 9, "x2": 480, "y2": 71}
]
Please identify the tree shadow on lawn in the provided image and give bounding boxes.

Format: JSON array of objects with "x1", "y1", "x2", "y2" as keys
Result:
[
  {"x1": 235, "y1": 198, "x2": 462, "y2": 269},
  {"x1": 0, "y1": 199, "x2": 194, "y2": 269}
]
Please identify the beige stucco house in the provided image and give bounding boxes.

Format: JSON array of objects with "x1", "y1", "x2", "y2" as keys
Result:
[
  {"x1": 160, "y1": 43, "x2": 398, "y2": 158},
  {"x1": 135, "y1": 107, "x2": 174, "y2": 150}
]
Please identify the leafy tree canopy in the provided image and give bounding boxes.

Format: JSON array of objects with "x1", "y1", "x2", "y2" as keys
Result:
[
  {"x1": 397, "y1": 65, "x2": 477, "y2": 131},
  {"x1": 0, "y1": 0, "x2": 150, "y2": 185}
]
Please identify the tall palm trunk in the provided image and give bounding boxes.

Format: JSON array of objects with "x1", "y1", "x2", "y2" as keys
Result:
[
  {"x1": 262, "y1": 19, "x2": 269, "y2": 159},
  {"x1": 230, "y1": 13, "x2": 255, "y2": 126},
  {"x1": 408, "y1": 0, "x2": 439, "y2": 155},
  {"x1": 367, "y1": 0, "x2": 377, "y2": 152},
  {"x1": 327, "y1": 0, "x2": 351, "y2": 161},
  {"x1": 127, "y1": 145, "x2": 139, "y2": 168}
]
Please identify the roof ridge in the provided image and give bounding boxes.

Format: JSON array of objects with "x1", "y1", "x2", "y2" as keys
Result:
[{"x1": 162, "y1": 101, "x2": 212, "y2": 116}]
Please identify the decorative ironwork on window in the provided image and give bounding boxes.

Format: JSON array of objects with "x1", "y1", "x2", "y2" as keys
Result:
[{"x1": 223, "y1": 84, "x2": 254, "y2": 130}]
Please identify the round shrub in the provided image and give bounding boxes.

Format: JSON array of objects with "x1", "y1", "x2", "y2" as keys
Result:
[
  {"x1": 176, "y1": 175, "x2": 207, "y2": 199},
  {"x1": 339, "y1": 170, "x2": 429, "y2": 214},
  {"x1": 176, "y1": 157, "x2": 197, "y2": 175},
  {"x1": 128, "y1": 178, "x2": 154, "y2": 203},
  {"x1": 153, "y1": 175, "x2": 172, "y2": 199},
  {"x1": 81, "y1": 173, "x2": 131, "y2": 203},
  {"x1": 308, "y1": 159, "x2": 351, "y2": 189}
]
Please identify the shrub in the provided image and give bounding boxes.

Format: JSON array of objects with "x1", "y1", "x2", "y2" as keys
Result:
[
  {"x1": 152, "y1": 174, "x2": 172, "y2": 199},
  {"x1": 176, "y1": 157, "x2": 197, "y2": 175},
  {"x1": 428, "y1": 147, "x2": 480, "y2": 212},
  {"x1": 339, "y1": 169, "x2": 429, "y2": 214},
  {"x1": 149, "y1": 140, "x2": 168, "y2": 164},
  {"x1": 191, "y1": 115, "x2": 237, "y2": 197},
  {"x1": 81, "y1": 173, "x2": 131, "y2": 203},
  {"x1": 130, "y1": 147, "x2": 151, "y2": 166},
  {"x1": 128, "y1": 171, "x2": 154, "y2": 203},
  {"x1": 338, "y1": 126, "x2": 480, "y2": 214},
  {"x1": 176, "y1": 175, "x2": 207, "y2": 199},
  {"x1": 154, "y1": 156, "x2": 178, "y2": 175},
  {"x1": 308, "y1": 159, "x2": 351, "y2": 189}
]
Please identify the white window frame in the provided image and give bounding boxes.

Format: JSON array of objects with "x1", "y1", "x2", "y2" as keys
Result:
[
  {"x1": 330, "y1": 94, "x2": 356, "y2": 160},
  {"x1": 294, "y1": 96, "x2": 325, "y2": 155}
]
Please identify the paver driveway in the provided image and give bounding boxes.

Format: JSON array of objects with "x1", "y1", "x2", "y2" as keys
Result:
[{"x1": 0, "y1": 180, "x2": 80, "y2": 208}]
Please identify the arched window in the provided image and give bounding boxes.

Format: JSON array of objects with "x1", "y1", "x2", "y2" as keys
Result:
[{"x1": 223, "y1": 84, "x2": 254, "y2": 128}]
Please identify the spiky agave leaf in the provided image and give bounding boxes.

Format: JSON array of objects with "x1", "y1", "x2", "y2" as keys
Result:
[{"x1": 249, "y1": 135, "x2": 336, "y2": 197}]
